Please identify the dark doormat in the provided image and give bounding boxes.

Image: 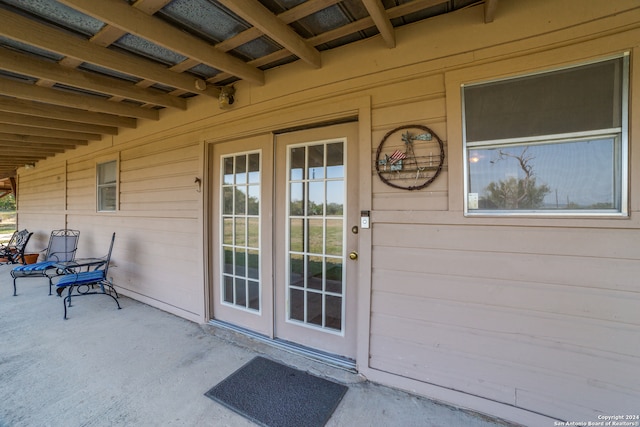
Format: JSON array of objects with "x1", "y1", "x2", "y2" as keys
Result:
[{"x1": 205, "y1": 356, "x2": 348, "y2": 427}]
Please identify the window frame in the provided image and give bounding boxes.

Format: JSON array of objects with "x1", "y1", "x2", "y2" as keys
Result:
[
  {"x1": 96, "y1": 159, "x2": 118, "y2": 212},
  {"x1": 461, "y1": 53, "x2": 629, "y2": 217}
]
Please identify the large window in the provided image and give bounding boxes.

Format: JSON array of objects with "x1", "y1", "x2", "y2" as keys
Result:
[
  {"x1": 97, "y1": 160, "x2": 117, "y2": 212},
  {"x1": 463, "y1": 55, "x2": 628, "y2": 215}
]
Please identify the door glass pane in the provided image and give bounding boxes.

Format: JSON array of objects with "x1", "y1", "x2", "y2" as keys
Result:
[
  {"x1": 326, "y1": 181, "x2": 344, "y2": 215},
  {"x1": 223, "y1": 248, "x2": 233, "y2": 274},
  {"x1": 307, "y1": 182, "x2": 324, "y2": 216},
  {"x1": 247, "y1": 217, "x2": 259, "y2": 248},
  {"x1": 308, "y1": 144, "x2": 324, "y2": 179},
  {"x1": 223, "y1": 218, "x2": 233, "y2": 245},
  {"x1": 235, "y1": 278, "x2": 246, "y2": 306},
  {"x1": 223, "y1": 276, "x2": 233, "y2": 303},
  {"x1": 222, "y1": 187, "x2": 233, "y2": 215},
  {"x1": 307, "y1": 291, "x2": 323, "y2": 326},
  {"x1": 325, "y1": 295, "x2": 342, "y2": 331},
  {"x1": 234, "y1": 217, "x2": 246, "y2": 246},
  {"x1": 247, "y1": 250, "x2": 259, "y2": 280},
  {"x1": 326, "y1": 142, "x2": 344, "y2": 178},
  {"x1": 325, "y1": 219, "x2": 342, "y2": 256},
  {"x1": 247, "y1": 185, "x2": 259, "y2": 215},
  {"x1": 290, "y1": 183, "x2": 304, "y2": 216},
  {"x1": 220, "y1": 152, "x2": 261, "y2": 312},
  {"x1": 235, "y1": 249, "x2": 246, "y2": 277},
  {"x1": 235, "y1": 186, "x2": 246, "y2": 215},
  {"x1": 307, "y1": 255, "x2": 323, "y2": 290},
  {"x1": 307, "y1": 219, "x2": 323, "y2": 254},
  {"x1": 289, "y1": 254, "x2": 304, "y2": 288},
  {"x1": 286, "y1": 141, "x2": 346, "y2": 332},
  {"x1": 248, "y1": 281, "x2": 260, "y2": 310},
  {"x1": 290, "y1": 147, "x2": 305, "y2": 180},
  {"x1": 235, "y1": 155, "x2": 247, "y2": 185},
  {"x1": 290, "y1": 289, "x2": 304, "y2": 321},
  {"x1": 289, "y1": 219, "x2": 304, "y2": 253},
  {"x1": 325, "y1": 258, "x2": 343, "y2": 294},
  {"x1": 248, "y1": 153, "x2": 260, "y2": 184},
  {"x1": 223, "y1": 157, "x2": 234, "y2": 184}
]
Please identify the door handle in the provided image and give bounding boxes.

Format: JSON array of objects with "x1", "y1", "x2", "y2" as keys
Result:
[{"x1": 349, "y1": 251, "x2": 358, "y2": 260}]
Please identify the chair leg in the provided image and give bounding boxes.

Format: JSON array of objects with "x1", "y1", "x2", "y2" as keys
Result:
[
  {"x1": 12, "y1": 277, "x2": 17, "y2": 296},
  {"x1": 63, "y1": 285, "x2": 74, "y2": 319}
]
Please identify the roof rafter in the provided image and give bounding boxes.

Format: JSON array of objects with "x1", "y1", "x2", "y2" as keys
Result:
[
  {"x1": 361, "y1": 0, "x2": 396, "y2": 48},
  {"x1": 209, "y1": 0, "x2": 451, "y2": 83},
  {"x1": 216, "y1": 0, "x2": 321, "y2": 68},
  {"x1": 0, "y1": 98, "x2": 137, "y2": 129},
  {"x1": 57, "y1": 0, "x2": 265, "y2": 85},
  {"x1": 0, "y1": 8, "x2": 216, "y2": 97},
  {"x1": 0, "y1": 79, "x2": 159, "y2": 121},
  {"x1": 0, "y1": 112, "x2": 118, "y2": 136},
  {"x1": 0, "y1": 133, "x2": 88, "y2": 147},
  {"x1": 0, "y1": 124, "x2": 101, "y2": 141},
  {"x1": 0, "y1": 145, "x2": 63, "y2": 156},
  {"x1": 0, "y1": 47, "x2": 187, "y2": 110}
]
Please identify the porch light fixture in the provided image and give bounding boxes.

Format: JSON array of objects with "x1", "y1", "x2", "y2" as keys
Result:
[{"x1": 218, "y1": 86, "x2": 235, "y2": 109}]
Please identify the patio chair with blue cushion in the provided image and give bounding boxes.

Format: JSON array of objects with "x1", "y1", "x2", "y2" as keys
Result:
[
  {"x1": 11, "y1": 229, "x2": 80, "y2": 296},
  {"x1": 56, "y1": 232, "x2": 120, "y2": 319}
]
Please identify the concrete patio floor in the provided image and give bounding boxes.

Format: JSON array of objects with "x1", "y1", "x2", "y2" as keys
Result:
[{"x1": 0, "y1": 264, "x2": 519, "y2": 427}]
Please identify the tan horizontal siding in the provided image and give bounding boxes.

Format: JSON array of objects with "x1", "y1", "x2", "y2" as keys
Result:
[
  {"x1": 67, "y1": 214, "x2": 203, "y2": 317},
  {"x1": 372, "y1": 223, "x2": 640, "y2": 261}
]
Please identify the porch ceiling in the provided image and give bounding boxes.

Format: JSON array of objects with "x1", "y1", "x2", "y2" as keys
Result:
[{"x1": 0, "y1": 0, "x2": 498, "y2": 179}]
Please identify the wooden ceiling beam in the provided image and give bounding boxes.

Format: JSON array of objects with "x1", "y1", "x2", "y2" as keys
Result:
[
  {"x1": 309, "y1": 0, "x2": 450, "y2": 45},
  {"x1": 211, "y1": 0, "x2": 341, "y2": 54},
  {"x1": 212, "y1": 0, "x2": 450, "y2": 81},
  {"x1": 0, "y1": 133, "x2": 87, "y2": 147},
  {"x1": 0, "y1": 8, "x2": 214, "y2": 97},
  {"x1": 387, "y1": 0, "x2": 450, "y2": 17},
  {"x1": 0, "y1": 124, "x2": 101, "y2": 141},
  {"x1": 217, "y1": 0, "x2": 321, "y2": 68},
  {"x1": 0, "y1": 47, "x2": 186, "y2": 110},
  {"x1": 0, "y1": 157, "x2": 48, "y2": 164},
  {"x1": 361, "y1": 0, "x2": 396, "y2": 48},
  {"x1": 0, "y1": 142, "x2": 68, "y2": 153},
  {"x1": 0, "y1": 98, "x2": 137, "y2": 129},
  {"x1": 0, "y1": 79, "x2": 159, "y2": 121},
  {"x1": 278, "y1": 0, "x2": 342, "y2": 23},
  {"x1": 0, "y1": 147, "x2": 61, "y2": 157},
  {"x1": 57, "y1": 0, "x2": 265, "y2": 85},
  {"x1": 0, "y1": 112, "x2": 118, "y2": 136}
]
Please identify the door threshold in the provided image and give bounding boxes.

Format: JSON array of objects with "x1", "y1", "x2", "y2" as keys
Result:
[{"x1": 208, "y1": 319, "x2": 356, "y2": 372}]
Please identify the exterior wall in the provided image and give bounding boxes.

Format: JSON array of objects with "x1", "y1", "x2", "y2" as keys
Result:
[{"x1": 14, "y1": 0, "x2": 640, "y2": 424}]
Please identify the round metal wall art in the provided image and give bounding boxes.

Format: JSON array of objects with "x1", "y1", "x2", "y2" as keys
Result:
[{"x1": 375, "y1": 125, "x2": 445, "y2": 190}]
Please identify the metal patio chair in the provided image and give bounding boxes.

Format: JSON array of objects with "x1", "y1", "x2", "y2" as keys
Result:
[
  {"x1": 55, "y1": 232, "x2": 120, "y2": 319},
  {"x1": 0, "y1": 230, "x2": 18, "y2": 255},
  {"x1": 0, "y1": 230, "x2": 32, "y2": 265},
  {"x1": 11, "y1": 229, "x2": 80, "y2": 296}
]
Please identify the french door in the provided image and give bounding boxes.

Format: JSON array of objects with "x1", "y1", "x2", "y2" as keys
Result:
[{"x1": 211, "y1": 123, "x2": 359, "y2": 359}]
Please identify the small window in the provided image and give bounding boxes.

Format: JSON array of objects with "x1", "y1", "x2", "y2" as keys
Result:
[
  {"x1": 97, "y1": 160, "x2": 117, "y2": 212},
  {"x1": 463, "y1": 55, "x2": 628, "y2": 215}
]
